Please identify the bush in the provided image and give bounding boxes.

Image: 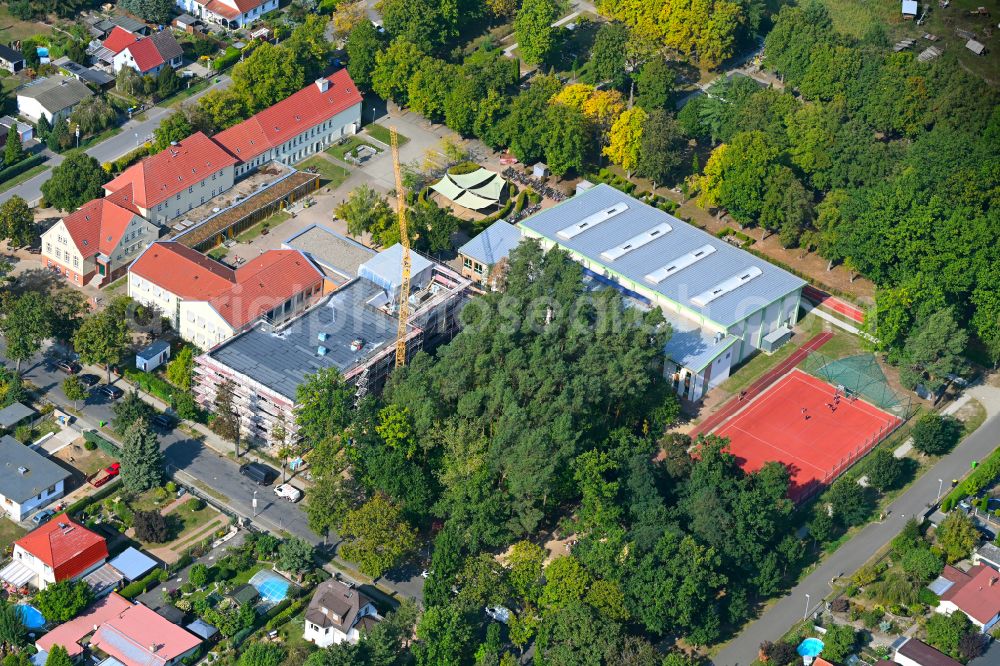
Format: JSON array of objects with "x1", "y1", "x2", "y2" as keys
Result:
[
  {"x1": 861, "y1": 608, "x2": 884, "y2": 629},
  {"x1": 912, "y1": 412, "x2": 963, "y2": 456},
  {"x1": 186, "y1": 497, "x2": 206, "y2": 511},
  {"x1": 830, "y1": 598, "x2": 849, "y2": 613},
  {"x1": 134, "y1": 510, "x2": 170, "y2": 543},
  {"x1": 447, "y1": 161, "x2": 480, "y2": 175},
  {"x1": 918, "y1": 587, "x2": 940, "y2": 606},
  {"x1": 213, "y1": 46, "x2": 241, "y2": 71},
  {"x1": 166, "y1": 481, "x2": 177, "y2": 493},
  {"x1": 83, "y1": 439, "x2": 97, "y2": 451}
]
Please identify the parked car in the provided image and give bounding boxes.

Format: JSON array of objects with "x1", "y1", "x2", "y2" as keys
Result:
[
  {"x1": 239, "y1": 462, "x2": 278, "y2": 486},
  {"x1": 31, "y1": 509, "x2": 55, "y2": 525},
  {"x1": 274, "y1": 483, "x2": 303, "y2": 502},
  {"x1": 90, "y1": 462, "x2": 121, "y2": 488},
  {"x1": 78, "y1": 373, "x2": 100, "y2": 387},
  {"x1": 54, "y1": 359, "x2": 81, "y2": 374},
  {"x1": 97, "y1": 384, "x2": 124, "y2": 400},
  {"x1": 151, "y1": 413, "x2": 175, "y2": 430}
]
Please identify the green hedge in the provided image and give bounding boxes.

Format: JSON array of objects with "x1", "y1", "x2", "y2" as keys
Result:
[
  {"x1": 0, "y1": 154, "x2": 46, "y2": 184},
  {"x1": 448, "y1": 161, "x2": 481, "y2": 175},
  {"x1": 264, "y1": 597, "x2": 308, "y2": 631},
  {"x1": 213, "y1": 46, "x2": 241, "y2": 71},
  {"x1": 942, "y1": 446, "x2": 1000, "y2": 510},
  {"x1": 64, "y1": 480, "x2": 121, "y2": 518},
  {"x1": 105, "y1": 144, "x2": 150, "y2": 175},
  {"x1": 119, "y1": 568, "x2": 164, "y2": 600},
  {"x1": 124, "y1": 368, "x2": 175, "y2": 403},
  {"x1": 83, "y1": 430, "x2": 120, "y2": 457}
]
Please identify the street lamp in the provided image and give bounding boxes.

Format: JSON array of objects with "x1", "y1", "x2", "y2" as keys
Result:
[
  {"x1": 938, "y1": 478, "x2": 944, "y2": 500},
  {"x1": 252, "y1": 489, "x2": 258, "y2": 518},
  {"x1": 134, "y1": 132, "x2": 139, "y2": 147},
  {"x1": 803, "y1": 593, "x2": 811, "y2": 621}
]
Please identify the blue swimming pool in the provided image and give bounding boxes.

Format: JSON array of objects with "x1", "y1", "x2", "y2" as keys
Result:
[
  {"x1": 16, "y1": 604, "x2": 45, "y2": 629},
  {"x1": 35, "y1": 47, "x2": 48, "y2": 57},
  {"x1": 797, "y1": 637, "x2": 824, "y2": 658},
  {"x1": 248, "y1": 570, "x2": 292, "y2": 605}
]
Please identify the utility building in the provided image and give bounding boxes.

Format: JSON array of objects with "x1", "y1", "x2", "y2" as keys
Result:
[{"x1": 519, "y1": 184, "x2": 805, "y2": 401}]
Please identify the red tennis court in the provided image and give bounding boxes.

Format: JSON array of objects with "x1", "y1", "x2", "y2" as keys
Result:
[{"x1": 714, "y1": 368, "x2": 902, "y2": 501}]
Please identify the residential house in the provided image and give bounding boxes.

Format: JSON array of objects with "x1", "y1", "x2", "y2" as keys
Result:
[
  {"x1": 174, "y1": 0, "x2": 279, "y2": 29},
  {"x1": 518, "y1": 184, "x2": 806, "y2": 402},
  {"x1": 16, "y1": 75, "x2": 93, "y2": 124},
  {"x1": 193, "y1": 245, "x2": 470, "y2": 444},
  {"x1": 893, "y1": 637, "x2": 962, "y2": 666},
  {"x1": 457, "y1": 220, "x2": 522, "y2": 288},
  {"x1": 0, "y1": 435, "x2": 70, "y2": 522},
  {"x1": 303, "y1": 580, "x2": 380, "y2": 647},
  {"x1": 103, "y1": 132, "x2": 237, "y2": 224},
  {"x1": 1, "y1": 518, "x2": 108, "y2": 590},
  {"x1": 934, "y1": 564, "x2": 1000, "y2": 631},
  {"x1": 112, "y1": 31, "x2": 184, "y2": 76},
  {"x1": 90, "y1": 16, "x2": 149, "y2": 40},
  {"x1": 40, "y1": 197, "x2": 158, "y2": 288},
  {"x1": 0, "y1": 44, "x2": 24, "y2": 73},
  {"x1": 37, "y1": 593, "x2": 201, "y2": 666},
  {"x1": 973, "y1": 543, "x2": 1000, "y2": 571},
  {"x1": 128, "y1": 241, "x2": 324, "y2": 349},
  {"x1": 213, "y1": 71, "x2": 362, "y2": 179}
]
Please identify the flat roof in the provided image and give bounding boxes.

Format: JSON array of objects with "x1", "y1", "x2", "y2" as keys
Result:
[
  {"x1": 207, "y1": 278, "x2": 401, "y2": 399},
  {"x1": 519, "y1": 184, "x2": 805, "y2": 328},
  {"x1": 282, "y1": 224, "x2": 375, "y2": 281},
  {"x1": 136, "y1": 340, "x2": 170, "y2": 362},
  {"x1": 0, "y1": 435, "x2": 71, "y2": 503},
  {"x1": 108, "y1": 547, "x2": 157, "y2": 580},
  {"x1": 458, "y1": 220, "x2": 522, "y2": 266}
]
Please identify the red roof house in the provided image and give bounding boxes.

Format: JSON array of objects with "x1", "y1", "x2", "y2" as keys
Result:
[
  {"x1": 102, "y1": 26, "x2": 140, "y2": 55},
  {"x1": 11, "y1": 518, "x2": 108, "y2": 588},
  {"x1": 214, "y1": 70, "x2": 363, "y2": 165},
  {"x1": 128, "y1": 241, "x2": 323, "y2": 347},
  {"x1": 37, "y1": 593, "x2": 202, "y2": 666},
  {"x1": 122, "y1": 38, "x2": 164, "y2": 74},
  {"x1": 103, "y1": 132, "x2": 238, "y2": 216},
  {"x1": 937, "y1": 564, "x2": 1000, "y2": 630}
]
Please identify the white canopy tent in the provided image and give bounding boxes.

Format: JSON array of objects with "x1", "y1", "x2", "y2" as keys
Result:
[{"x1": 431, "y1": 168, "x2": 509, "y2": 211}]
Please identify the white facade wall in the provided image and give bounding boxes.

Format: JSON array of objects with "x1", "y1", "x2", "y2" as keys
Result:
[
  {"x1": 128, "y1": 274, "x2": 235, "y2": 348},
  {"x1": 175, "y1": 0, "x2": 278, "y2": 27},
  {"x1": 303, "y1": 603, "x2": 377, "y2": 647},
  {"x1": 42, "y1": 221, "x2": 91, "y2": 283},
  {"x1": 134, "y1": 164, "x2": 234, "y2": 224},
  {"x1": 935, "y1": 601, "x2": 999, "y2": 632},
  {"x1": 16, "y1": 95, "x2": 77, "y2": 124},
  {"x1": 2, "y1": 479, "x2": 65, "y2": 522},
  {"x1": 44, "y1": 216, "x2": 158, "y2": 288},
  {"x1": 232, "y1": 103, "x2": 362, "y2": 179}
]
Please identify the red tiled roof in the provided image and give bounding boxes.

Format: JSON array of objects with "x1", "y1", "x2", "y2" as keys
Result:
[
  {"x1": 203, "y1": 0, "x2": 241, "y2": 20},
  {"x1": 15, "y1": 518, "x2": 108, "y2": 582},
  {"x1": 104, "y1": 132, "x2": 237, "y2": 210},
  {"x1": 36, "y1": 593, "x2": 132, "y2": 657},
  {"x1": 60, "y1": 198, "x2": 142, "y2": 259},
  {"x1": 124, "y1": 38, "x2": 164, "y2": 73},
  {"x1": 209, "y1": 251, "x2": 324, "y2": 329},
  {"x1": 130, "y1": 242, "x2": 322, "y2": 329},
  {"x1": 102, "y1": 26, "x2": 139, "y2": 55},
  {"x1": 91, "y1": 602, "x2": 201, "y2": 666},
  {"x1": 214, "y1": 70, "x2": 363, "y2": 163},
  {"x1": 938, "y1": 564, "x2": 1000, "y2": 625},
  {"x1": 130, "y1": 241, "x2": 236, "y2": 300}
]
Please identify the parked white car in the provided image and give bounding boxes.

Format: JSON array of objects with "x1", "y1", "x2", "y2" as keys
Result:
[{"x1": 274, "y1": 483, "x2": 303, "y2": 502}]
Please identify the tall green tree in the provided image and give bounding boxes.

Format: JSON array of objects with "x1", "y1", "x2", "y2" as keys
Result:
[
  {"x1": 899, "y1": 308, "x2": 968, "y2": 396},
  {"x1": 35, "y1": 581, "x2": 92, "y2": 623},
  {"x1": 4, "y1": 130, "x2": 23, "y2": 167},
  {"x1": 637, "y1": 109, "x2": 685, "y2": 188},
  {"x1": 62, "y1": 375, "x2": 87, "y2": 410},
  {"x1": 119, "y1": 417, "x2": 164, "y2": 493},
  {"x1": 937, "y1": 512, "x2": 978, "y2": 564},
  {"x1": 635, "y1": 58, "x2": 674, "y2": 110},
  {"x1": 589, "y1": 22, "x2": 629, "y2": 91},
  {"x1": 0, "y1": 291, "x2": 52, "y2": 372},
  {"x1": 514, "y1": 0, "x2": 559, "y2": 65},
  {"x1": 238, "y1": 643, "x2": 286, "y2": 666},
  {"x1": 371, "y1": 38, "x2": 425, "y2": 105},
  {"x1": 166, "y1": 346, "x2": 194, "y2": 391},
  {"x1": 73, "y1": 309, "x2": 129, "y2": 382},
  {"x1": 543, "y1": 103, "x2": 589, "y2": 177},
  {"x1": 41, "y1": 153, "x2": 107, "y2": 212},
  {"x1": 0, "y1": 195, "x2": 34, "y2": 247},
  {"x1": 339, "y1": 493, "x2": 418, "y2": 578},
  {"x1": 295, "y1": 368, "x2": 354, "y2": 446},
  {"x1": 345, "y1": 21, "x2": 385, "y2": 90},
  {"x1": 43, "y1": 645, "x2": 72, "y2": 666},
  {"x1": 0, "y1": 600, "x2": 26, "y2": 653},
  {"x1": 911, "y1": 413, "x2": 963, "y2": 456},
  {"x1": 231, "y1": 43, "x2": 305, "y2": 114}
]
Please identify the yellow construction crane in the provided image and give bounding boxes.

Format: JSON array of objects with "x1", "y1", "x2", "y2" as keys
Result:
[{"x1": 391, "y1": 127, "x2": 411, "y2": 368}]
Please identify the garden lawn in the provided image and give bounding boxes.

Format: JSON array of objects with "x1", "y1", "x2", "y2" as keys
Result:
[
  {"x1": 0, "y1": 519, "x2": 27, "y2": 554},
  {"x1": 298, "y1": 156, "x2": 350, "y2": 188},
  {"x1": 276, "y1": 607, "x2": 316, "y2": 654},
  {"x1": 366, "y1": 123, "x2": 407, "y2": 146},
  {"x1": 0, "y1": 7, "x2": 52, "y2": 43},
  {"x1": 236, "y1": 210, "x2": 290, "y2": 243},
  {"x1": 326, "y1": 135, "x2": 382, "y2": 162}
]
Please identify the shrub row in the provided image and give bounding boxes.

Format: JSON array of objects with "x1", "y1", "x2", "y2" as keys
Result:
[
  {"x1": 264, "y1": 596, "x2": 308, "y2": 631},
  {"x1": 716, "y1": 227, "x2": 756, "y2": 249},
  {"x1": 119, "y1": 567, "x2": 167, "y2": 600},
  {"x1": 941, "y1": 447, "x2": 1000, "y2": 511},
  {"x1": 103, "y1": 144, "x2": 150, "y2": 175},
  {"x1": 0, "y1": 154, "x2": 46, "y2": 184},
  {"x1": 83, "y1": 430, "x2": 120, "y2": 457},
  {"x1": 124, "y1": 367, "x2": 175, "y2": 403},
  {"x1": 212, "y1": 46, "x2": 241, "y2": 71},
  {"x1": 589, "y1": 168, "x2": 637, "y2": 194},
  {"x1": 64, "y1": 479, "x2": 121, "y2": 518}
]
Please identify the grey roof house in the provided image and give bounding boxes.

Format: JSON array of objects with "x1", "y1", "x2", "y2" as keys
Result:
[
  {"x1": 303, "y1": 579, "x2": 380, "y2": 647},
  {"x1": 16, "y1": 75, "x2": 94, "y2": 123},
  {"x1": 457, "y1": 220, "x2": 522, "y2": 287},
  {"x1": 0, "y1": 402, "x2": 35, "y2": 430},
  {"x1": 0, "y1": 435, "x2": 71, "y2": 522},
  {"x1": 518, "y1": 184, "x2": 806, "y2": 402},
  {"x1": 0, "y1": 44, "x2": 24, "y2": 73}
]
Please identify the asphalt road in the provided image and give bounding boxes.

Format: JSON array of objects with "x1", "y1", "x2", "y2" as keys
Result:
[
  {"x1": 2, "y1": 75, "x2": 232, "y2": 207},
  {"x1": 712, "y1": 408, "x2": 1000, "y2": 666},
  {"x1": 2, "y1": 340, "x2": 426, "y2": 601}
]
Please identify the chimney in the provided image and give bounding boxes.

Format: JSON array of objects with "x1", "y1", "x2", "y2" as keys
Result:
[
  {"x1": 314, "y1": 78, "x2": 330, "y2": 93},
  {"x1": 991, "y1": 577, "x2": 998, "y2": 586}
]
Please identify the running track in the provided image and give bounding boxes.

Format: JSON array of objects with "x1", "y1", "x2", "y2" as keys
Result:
[
  {"x1": 803, "y1": 285, "x2": 865, "y2": 324},
  {"x1": 690, "y1": 331, "x2": 833, "y2": 438}
]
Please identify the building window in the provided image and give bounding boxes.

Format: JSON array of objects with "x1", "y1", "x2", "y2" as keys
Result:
[
  {"x1": 73, "y1": 256, "x2": 79, "y2": 267},
  {"x1": 188, "y1": 186, "x2": 194, "y2": 194},
  {"x1": 463, "y1": 257, "x2": 472, "y2": 269},
  {"x1": 45, "y1": 243, "x2": 51, "y2": 253}
]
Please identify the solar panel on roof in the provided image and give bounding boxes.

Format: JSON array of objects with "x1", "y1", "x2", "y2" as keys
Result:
[
  {"x1": 690, "y1": 267, "x2": 762, "y2": 307},
  {"x1": 601, "y1": 222, "x2": 671, "y2": 262},
  {"x1": 556, "y1": 202, "x2": 628, "y2": 240}
]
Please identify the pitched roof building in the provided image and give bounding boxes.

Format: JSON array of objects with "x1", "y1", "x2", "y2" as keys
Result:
[
  {"x1": 41, "y1": 197, "x2": 159, "y2": 288},
  {"x1": 303, "y1": 580, "x2": 380, "y2": 647},
  {"x1": 894, "y1": 637, "x2": 962, "y2": 666},
  {"x1": 0, "y1": 435, "x2": 70, "y2": 522},
  {"x1": 104, "y1": 132, "x2": 238, "y2": 224},
  {"x1": 37, "y1": 593, "x2": 201, "y2": 666},
  {"x1": 128, "y1": 241, "x2": 324, "y2": 349},
  {"x1": 16, "y1": 75, "x2": 93, "y2": 123},
  {"x1": 176, "y1": 0, "x2": 279, "y2": 29},
  {"x1": 936, "y1": 564, "x2": 1000, "y2": 630},
  {"x1": 457, "y1": 220, "x2": 522, "y2": 287},
  {"x1": 4, "y1": 518, "x2": 108, "y2": 589},
  {"x1": 214, "y1": 71, "x2": 363, "y2": 177}
]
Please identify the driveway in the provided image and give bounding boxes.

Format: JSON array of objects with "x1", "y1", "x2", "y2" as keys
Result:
[
  {"x1": 712, "y1": 382, "x2": 1000, "y2": 665},
  {"x1": 1, "y1": 75, "x2": 232, "y2": 207}
]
